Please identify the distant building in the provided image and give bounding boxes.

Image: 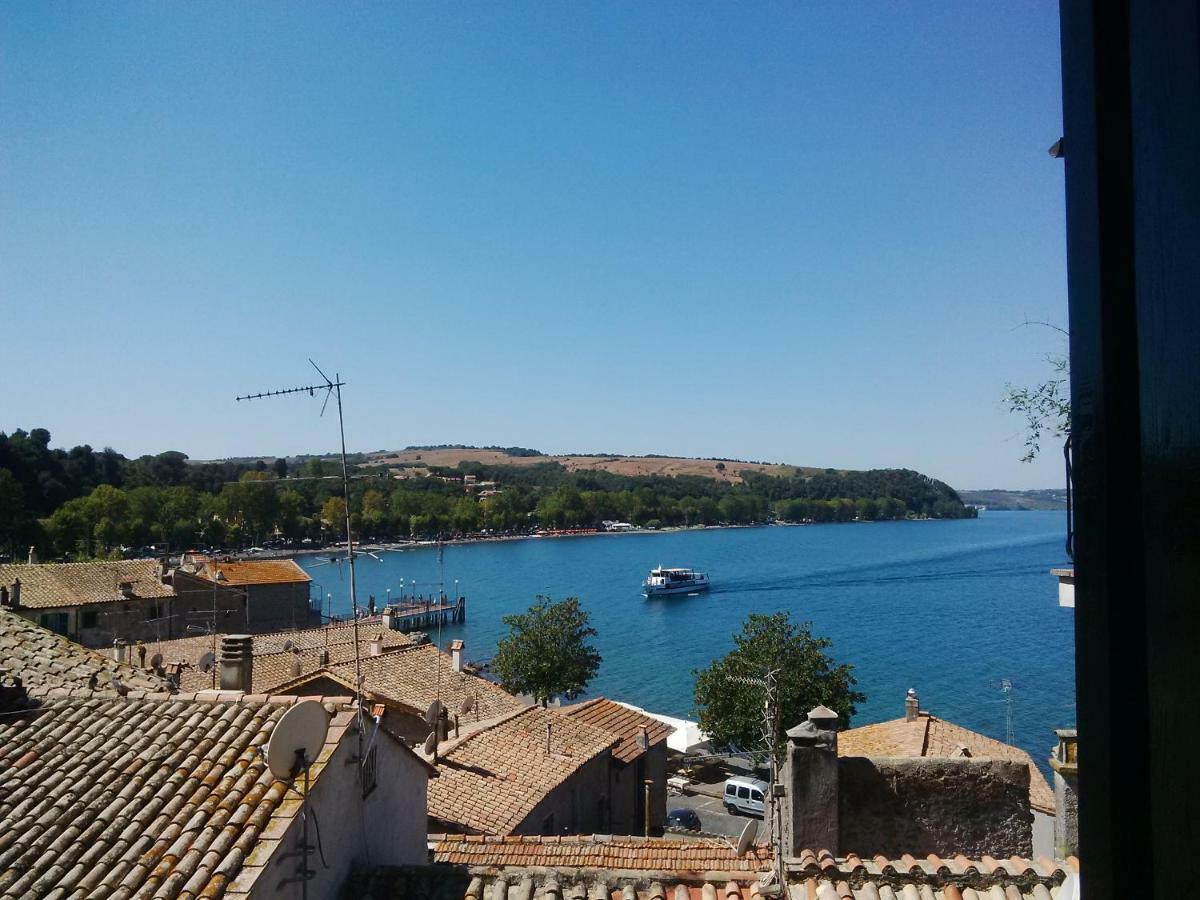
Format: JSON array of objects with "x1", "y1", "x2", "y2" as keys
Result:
[
  {"x1": 273, "y1": 640, "x2": 526, "y2": 744},
  {"x1": 423, "y1": 705, "x2": 620, "y2": 836},
  {"x1": 173, "y1": 555, "x2": 315, "y2": 632},
  {"x1": 564, "y1": 697, "x2": 674, "y2": 833},
  {"x1": 145, "y1": 619, "x2": 418, "y2": 692},
  {"x1": 0, "y1": 559, "x2": 177, "y2": 647}
]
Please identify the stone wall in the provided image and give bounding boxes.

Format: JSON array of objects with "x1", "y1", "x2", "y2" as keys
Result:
[{"x1": 837, "y1": 757, "x2": 1033, "y2": 858}]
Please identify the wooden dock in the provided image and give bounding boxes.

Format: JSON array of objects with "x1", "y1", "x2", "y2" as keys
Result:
[{"x1": 382, "y1": 595, "x2": 465, "y2": 633}]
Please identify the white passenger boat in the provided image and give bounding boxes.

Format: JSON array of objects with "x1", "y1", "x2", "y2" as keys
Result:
[{"x1": 643, "y1": 566, "x2": 710, "y2": 597}]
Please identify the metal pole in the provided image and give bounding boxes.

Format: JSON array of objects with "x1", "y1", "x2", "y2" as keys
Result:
[{"x1": 332, "y1": 376, "x2": 366, "y2": 760}]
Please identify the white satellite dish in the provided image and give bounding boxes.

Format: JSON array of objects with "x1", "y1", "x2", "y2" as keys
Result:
[
  {"x1": 422, "y1": 731, "x2": 438, "y2": 756},
  {"x1": 266, "y1": 700, "x2": 330, "y2": 779},
  {"x1": 424, "y1": 699, "x2": 444, "y2": 726},
  {"x1": 149, "y1": 653, "x2": 163, "y2": 670},
  {"x1": 460, "y1": 696, "x2": 475, "y2": 715},
  {"x1": 735, "y1": 819, "x2": 759, "y2": 856},
  {"x1": 282, "y1": 639, "x2": 295, "y2": 652},
  {"x1": 199, "y1": 652, "x2": 216, "y2": 673}
]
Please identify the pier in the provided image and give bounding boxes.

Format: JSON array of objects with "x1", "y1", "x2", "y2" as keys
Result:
[{"x1": 381, "y1": 594, "x2": 466, "y2": 633}]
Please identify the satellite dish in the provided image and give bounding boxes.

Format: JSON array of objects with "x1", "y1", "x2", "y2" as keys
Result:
[
  {"x1": 282, "y1": 639, "x2": 295, "y2": 652},
  {"x1": 460, "y1": 696, "x2": 475, "y2": 715},
  {"x1": 422, "y1": 731, "x2": 438, "y2": 756},
  {"x1": 199, "y1": 652, "x2": 216, "y2": 673},
  {"x1": 149, "y1": 653, "x2": 163, "y2": 670},
  {"x1": 735, "y1": 819, "x2": 759, "y2": 856},
  {"x1": 266, "y1": 700, "x2": 330, "y2": 779},
  {"x1": 424, "y1": 699, "x2": 444, "y2": 726}
]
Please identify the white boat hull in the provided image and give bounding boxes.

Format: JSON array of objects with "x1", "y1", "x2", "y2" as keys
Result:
[{"x1": 643, "y1": 580, "x2": 710, "y2": 597}]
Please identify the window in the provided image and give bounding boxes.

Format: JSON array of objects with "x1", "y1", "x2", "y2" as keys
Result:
[
  {"x1": 737, "y1": 786, "x2": 750, "y2": 800},
  {"x1": 81, "y1": 610, "x2": 98, "y2": 629},
  {"x1": 725, "y1": 784, "x2": 736, "y2": 796},
  {"x1": 144, "y1": 603, "x2": 161, "y2": 622},
  {"x1": 751, "y1": 790, "x2": 763, "y2": 803}
]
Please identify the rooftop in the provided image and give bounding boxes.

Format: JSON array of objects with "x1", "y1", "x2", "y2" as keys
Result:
[
  {"x1": 347, "y1": 839, "x2": 1077, "y2": 899},
  {"x1": 329, "y1": 644, "x2": 525, "y2": 721},
  {"x1": 0, "y1": 691, "x2": 352, "y2": 898},
  {"x1": 838, "y1": 711, "x2": 1055, "y2": 815},
  {"x1": 563, "y1": 697, "x2": 675, "y2": 764},
  {"x1": 181, "y1": 556, "x2": 311, "y2": 586},
  {"x1": 426, "y1": 706, "x2": 620, "y2": 835},
  {"x1": 0, "y1": 607, "x2": 167, "y2": 703},
  {"x1": 0, "y1": 559, "x2": 174, "y2": 609}
]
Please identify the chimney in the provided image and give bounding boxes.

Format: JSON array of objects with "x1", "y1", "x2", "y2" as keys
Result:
[
  {"x1": 782, "y1": 706, "x2": 841, "y2": 856},
  {"x1": 119, "y1": 581, "x2": 136, "y2": 600},
  {"x1": 27, "y1": 546, "x2": 37, "y2": 565},
  {"x1": 0, "y1": 585, "x2": 8, "y2": 607},
  {"x1": 11, "y1": 579, "x2": 20, "y2": 609},
  {"x1": 318, "y1": 648, "x2": 330, "y2": 666},
  {"x1": 370, "y1": 633, "x2": 384, "y2": 657},
  {"x1": 905, "y1": 687, "x2": 920, "y2": 722},
  {"x1": 1050, "y1": 729, "x2": 1079, "y2": 857},
  {"x1": 450, "y1": 639, "x2": 465, "y2": 673},
  {"x1": 290, "y1": 651, "x2": 302, "y2": 678},
  {"x1": 112, "y1": 639, "x2": 127, "y2": 663},
  {"x1": 219, "y1": 635, "x2": 254, "y2": 692}
]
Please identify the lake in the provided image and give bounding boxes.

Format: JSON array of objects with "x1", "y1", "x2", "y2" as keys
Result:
[{"x1": 301, "y1": 511, "x2": 1076, "y2": 771}]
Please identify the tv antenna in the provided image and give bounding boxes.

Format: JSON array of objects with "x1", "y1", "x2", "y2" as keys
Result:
[
  {"x1": 1000, "y1": 678, "x2": 1016, "y2": 744},
  {"x1": 265, "y1": 700, "x2": 330, "y2": 899},
  {"x1": 726, "y1": 668, "x2": 783, "y2": 887},
  {"x1": 237, "y1": 359, "x2": 366, "y2": 774}
]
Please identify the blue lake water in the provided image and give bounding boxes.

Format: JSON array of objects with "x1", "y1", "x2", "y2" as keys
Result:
[{"x1": 301, "y1": 511, "x2": 1075, "y2": 772}]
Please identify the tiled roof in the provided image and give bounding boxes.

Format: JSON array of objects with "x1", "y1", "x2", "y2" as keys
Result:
[
  {"x1": 327, "y1": 645, "x2": 525, "y2": 720},
  {"x1": 0, "y1": 691, "x2": 353, "y2": 899},
  {"x1": 838, "y1": 713, "x2": 1056, "y2": 815},
  {"x1": 431, "y1": 833, "x2": 771, "y2": 873},
  {"x1": 0, "y1": 560, "x2": 174, "y2": 609},
  {"x1": 564, "y1": 698, "x2": 675, "y2": 764},
  {"x1": 147, "y1": 618, "x2": 414, "y2": 662},
  {"x1": 426, "y1": 706, "x2": 620, "y2": 835},
  {"x1": 0, "y1": 608, "x2": 167, "y2": 703},
  {"x1": 346, "y1": 846, "x2": 1077, "y2": 899},
  {"x1": 172, "y1": 640, "x2": 404, "y2": 694},
  {"x1": 186, "y1": 557, "x2": 311, "y2": 585}
]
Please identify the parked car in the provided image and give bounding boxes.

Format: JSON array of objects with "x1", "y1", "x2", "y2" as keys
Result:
[
  {"x1": 665, "y1": 808, "x2": 702, "y2": 832},
  {"x1": 722, "y1": 777, "x2": 767, "y2": 817}
]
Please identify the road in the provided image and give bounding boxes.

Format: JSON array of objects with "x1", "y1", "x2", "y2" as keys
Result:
[{"x1": 665, "y1": 790, "x2": 763, "y2": 839}]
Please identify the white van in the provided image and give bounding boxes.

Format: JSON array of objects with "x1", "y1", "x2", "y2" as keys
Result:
[{"x1": 722, "y1": 776, "x2": 768, "y2": 817}]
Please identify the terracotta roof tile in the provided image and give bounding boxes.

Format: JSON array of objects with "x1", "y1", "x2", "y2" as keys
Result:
[
  {"x1": 0, "y1": 608, "x2": 168, "y2": 702},
  {"x1": 185, "y1": 557, "x2": 311, "y2": 586},
  {"x1": 0, "y1": 559, "x2": 174, "y2": 609},
  {"x1": 427, "y1": 707, "x2": 620, "y2": 834},
  {"x1": 327, "y1": 644, "x2": 524, "y2": 720},
  {"x1": 0, "y1": 693, "x2": 345, "y2": 898},
  {"x1": 563, "y1": 698, "x2": 675, "y2": 763}
]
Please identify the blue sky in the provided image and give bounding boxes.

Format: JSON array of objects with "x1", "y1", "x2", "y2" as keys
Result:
[{"x1": 0, "y1": 3, "x2": 1067, "y2": 489}]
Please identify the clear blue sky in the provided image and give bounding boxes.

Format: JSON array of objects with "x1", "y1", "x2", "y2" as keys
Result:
[{"x1": 1, "y1": 3, "x2": 1067, "y2": 490}]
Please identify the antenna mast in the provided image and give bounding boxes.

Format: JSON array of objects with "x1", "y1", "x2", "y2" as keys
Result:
[
  {"x1": 236, "y1": 360, "x2": 366, "y2": 751},
  {"x1": 1001, "y1": 678, "x2": 1015, "y2": 744}
]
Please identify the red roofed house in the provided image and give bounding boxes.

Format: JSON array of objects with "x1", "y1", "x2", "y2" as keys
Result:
[{"x1": 172, "y1": 554, "x2": 316, "y2": 634}]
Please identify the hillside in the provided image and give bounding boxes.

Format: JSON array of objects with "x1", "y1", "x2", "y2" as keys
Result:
[
  {"x1": 958, "y1": 488, "x2": 1068, "y2": 511},
  {"x1": 369, "y1": 446, "x2": 819, "y2": 484}
]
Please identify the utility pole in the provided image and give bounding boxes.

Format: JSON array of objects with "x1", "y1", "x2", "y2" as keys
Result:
[{"x1": 727, "y1": 669, "x2": 784, "y2": 888}]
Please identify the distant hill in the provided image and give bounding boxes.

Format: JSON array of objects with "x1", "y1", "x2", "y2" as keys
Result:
[
  {"x1": 368, "y1": 446, "x2": 821, "y2": 484},
  {"x1": 958, "y1": 488, "x2": 1068, "y2": 510}
]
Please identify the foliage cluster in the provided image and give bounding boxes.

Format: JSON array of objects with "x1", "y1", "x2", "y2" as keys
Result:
[
  {"x1": 489, "y1": 596, "x2": 601, "y2": 706},
  {"x1": 693, "y1": 612, "x2": 865, "y2": 757},
  {"x1": 0, "y1": 428, "x2": 975, "y2": 560}
]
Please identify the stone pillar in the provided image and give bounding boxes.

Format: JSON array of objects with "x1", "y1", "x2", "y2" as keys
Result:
[
  {"x1": 782, "y1": 706, "x2": 840, "y2": 856},
  {"x1": 1050, "y1": 728, "x2": 1079, "y2": 857}
]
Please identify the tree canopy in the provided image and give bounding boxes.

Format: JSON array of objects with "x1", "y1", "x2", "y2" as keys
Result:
[
  {"x1": 490, "y1": 596, "x2": 602, "y2": 706},
  {"x1": 693, "y1": 612, "x2": 864, "y2": 756}
]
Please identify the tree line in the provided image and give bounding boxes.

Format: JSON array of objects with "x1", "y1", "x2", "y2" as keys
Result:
[{"x1": 0, "y1": 428, "x2": 973, "y2": 560}]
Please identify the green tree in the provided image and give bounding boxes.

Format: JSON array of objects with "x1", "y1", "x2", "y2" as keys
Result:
[
  {"x1": 322, "y1": 496, "x2": 348, "y2": 538},
  {"x1": 693, "y1": 612, "x2": 864, "y2": 756},
  {"x1": 491, "y1": 596, "x2": 602, "y2": 706}
]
